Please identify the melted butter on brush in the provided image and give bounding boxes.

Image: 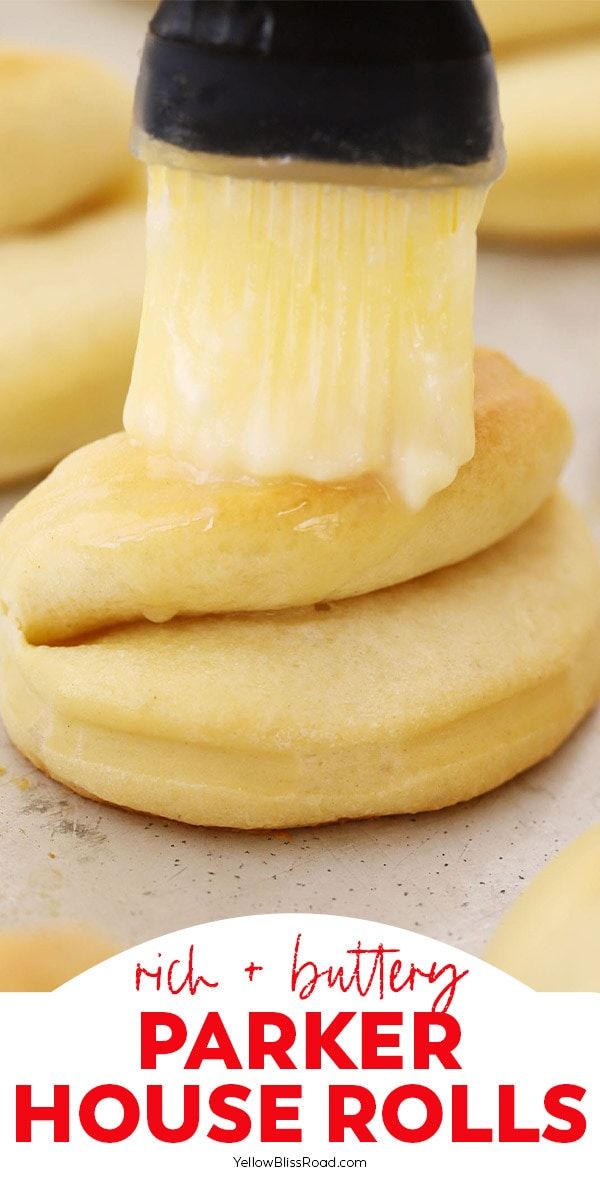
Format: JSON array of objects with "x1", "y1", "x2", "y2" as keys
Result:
[{"x1": 124, "y1": 162, "x2": 487, "y2": 509}]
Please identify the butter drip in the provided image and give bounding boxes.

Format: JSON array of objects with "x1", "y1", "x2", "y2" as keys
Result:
[{"x1": 124, "y1": 165, "x2": 486, "y2": 508}]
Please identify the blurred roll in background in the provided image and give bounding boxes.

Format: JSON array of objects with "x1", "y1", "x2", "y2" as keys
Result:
[
  {"x1": 0, "y1": 32, "x2": 145, "y2": 485},
  {"x1": 479, "y1": 0, "x2": 600, "y2": 241}
]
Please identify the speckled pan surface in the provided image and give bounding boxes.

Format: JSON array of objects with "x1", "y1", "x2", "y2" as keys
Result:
[{"x1": 0, "y1": 1, "x2": 599, "y2": 956}]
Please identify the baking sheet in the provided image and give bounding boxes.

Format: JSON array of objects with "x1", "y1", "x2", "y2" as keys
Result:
[{"x1": 0, "y1": 1, "x2": 599, "y2": 957}]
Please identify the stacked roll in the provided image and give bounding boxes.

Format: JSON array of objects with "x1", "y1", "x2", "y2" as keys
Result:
[
  {"x1": 0, "y1": 344, "x2": 598, "y2": 828},
  {"x1": 0, "y1": 4, "x2": 598, "y2": 829}
]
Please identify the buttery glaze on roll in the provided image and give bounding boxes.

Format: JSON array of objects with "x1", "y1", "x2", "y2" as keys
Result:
[{"x1": 0, "y1": 350, "x2": 571, "y2": 645}]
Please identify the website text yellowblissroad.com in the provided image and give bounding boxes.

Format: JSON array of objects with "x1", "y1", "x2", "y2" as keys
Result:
[{"x1": 232, "y1": 1156, "x2": 367, "y2": 1170}]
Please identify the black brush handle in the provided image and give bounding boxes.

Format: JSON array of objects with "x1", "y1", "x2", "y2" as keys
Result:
[{"x1": 135, "y1": 0, "x2": 501, "y2": 170}]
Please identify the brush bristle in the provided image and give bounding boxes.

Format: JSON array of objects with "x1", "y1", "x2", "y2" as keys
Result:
[{"x1": 124, "y1": 164, "x2": 486, "y2": 507}]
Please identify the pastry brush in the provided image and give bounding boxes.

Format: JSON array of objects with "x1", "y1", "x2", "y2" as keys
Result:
[{"x1": 125, "y1": 0, "x2": 503, "y2": 508}]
